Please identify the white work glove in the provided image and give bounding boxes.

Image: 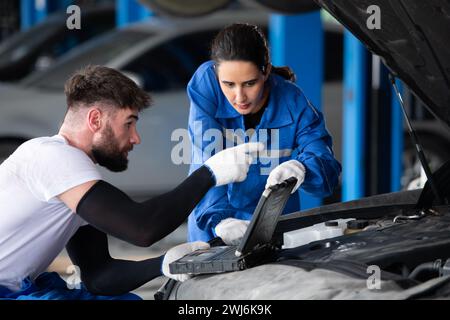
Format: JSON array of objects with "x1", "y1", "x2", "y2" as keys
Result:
[
  {"x1": 162, "y1": 241, "x2": 210, "y2": 282},
  {"x1": 204, "y1": 142, "x2": 264, "y2": 186},
  {"x1": 214, "y1": 218, "x2": 250, "y2": 246},
  {"x1": 265, "y1": 160, "x2": 306, "y2": 194}
]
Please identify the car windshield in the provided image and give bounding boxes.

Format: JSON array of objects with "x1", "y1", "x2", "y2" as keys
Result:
[
  {"x1": 21, "y1": 30, "x2": 150, "y2": 91},
  {"x1": 0, "y1": 20, "x2": 61, "y2": 66}
]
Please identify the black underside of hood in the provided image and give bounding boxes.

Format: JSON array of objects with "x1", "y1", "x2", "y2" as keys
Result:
[{"x1": 315, "y1": 0, "x2": 450, "y2": 128}]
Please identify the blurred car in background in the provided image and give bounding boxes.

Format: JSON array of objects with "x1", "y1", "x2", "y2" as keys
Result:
[
  {"x1": 0, "y1": 8, "x2": 344, "y2": 199},
  {"x1": 0, "y1": 9, "x2": 271, "y2": 198},
  {"x1": 0, "y1": 5, "x2": 115, "y2": 82}
]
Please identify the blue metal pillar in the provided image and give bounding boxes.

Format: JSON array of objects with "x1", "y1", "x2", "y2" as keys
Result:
[
  {"x1": 342, "y1": 31, "x2": 370, "y2": 201},
  {"x1": 21, "y1": 0, "x2": 48, "y2": 30},
  {"x1": 116, "y1": 0, "x2": 153, "y2": 27},
  {"x1": 269, "y1": 11, "x2": 323, "y2": 210},
  {"x1": 367, "y1": 61, "x2": 404, "y2": 195},
  {"x1": 21, "y1": 0, "x2": 72, "y2": 30},
  {"x1": 390, "y1": 79, "x2": 404, "y2": 192},
  {"x1": 48, "y1": 0, "x2": 72, "y2": 12}
]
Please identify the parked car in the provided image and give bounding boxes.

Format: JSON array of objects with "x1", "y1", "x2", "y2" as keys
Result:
[
  {"x1": 0, "y1": 9, "x2": 271, "y2": 198},
  {"x1": 0, "y1": 5, "x2": 115, "y2": 82},
  {"x1": 0, "y1": 8, "x2": 344, "y2": 199},
  {"x1": 159, "y1": 0, "x2": 450, "y2": 300}
]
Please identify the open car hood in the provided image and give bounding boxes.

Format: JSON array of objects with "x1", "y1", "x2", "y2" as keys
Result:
[{"x1": 314, "y1": 0, "x2": 450, "y2": 128}]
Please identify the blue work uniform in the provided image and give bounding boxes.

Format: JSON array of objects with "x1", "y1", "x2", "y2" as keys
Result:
[
  {"x1": 0, "y1": 272, "x2": 140, "y2": 300},
  {"x1": 187, "y1": 61, "x2": 341, "y2": 242}
]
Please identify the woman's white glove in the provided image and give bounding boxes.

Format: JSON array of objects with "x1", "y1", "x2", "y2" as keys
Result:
[
  {"x1": 214, "y1": 218, "x2": 250, "y2": 245},
  {"x1": 205, "y1": 142, "x2": 264, "y2": 186},
  {"x1": 162, "y1": 241, "x2": 210, "y2": 282},
  {"x1": 265, "y1": 160, "x2": 306, "y2": 193}
]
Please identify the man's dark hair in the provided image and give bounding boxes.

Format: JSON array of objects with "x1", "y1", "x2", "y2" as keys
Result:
[{"x1": 64, "y1": 65, "x2": 151, "y2": 111}]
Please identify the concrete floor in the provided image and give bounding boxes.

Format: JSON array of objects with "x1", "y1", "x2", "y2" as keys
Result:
[{"x1": 47, "y1": 223, "x2": 188, "y2": 300}]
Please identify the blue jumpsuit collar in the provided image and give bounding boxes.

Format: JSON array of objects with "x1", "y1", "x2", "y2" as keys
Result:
[{"x1": 215, "y1": 102, "x2": 240, "y2": 119}]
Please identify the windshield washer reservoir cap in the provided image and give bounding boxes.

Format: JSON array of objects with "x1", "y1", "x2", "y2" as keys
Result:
[
  {"x1": 325, "y1": 221, "x2": 339, "y2": 227},
  {"x1": 347, "y1": 220, "x2": 369, "y2": 230}
]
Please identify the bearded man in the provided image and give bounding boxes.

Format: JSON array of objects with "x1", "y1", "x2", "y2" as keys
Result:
[{"x1": 0, "y1": 65, "x2": 262, "y2": 300}]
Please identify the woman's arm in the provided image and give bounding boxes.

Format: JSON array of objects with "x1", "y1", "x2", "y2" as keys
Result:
[
  {"x1": 293, "y1": 94, "x2": 341, "y2": 197},
  {"x1": 75, "y1": 166, "x2": 214, "y2": 247},
  {"x1": 186, "y1": 73, "x2": 237, "y2": 238}
]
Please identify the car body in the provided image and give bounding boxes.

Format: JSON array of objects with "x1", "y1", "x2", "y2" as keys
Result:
[
  {"x1": 0, "y1": 5, "x2": 115, "y2": 82},
  {"x1": 161, "y1": 0, "x2": 450, "y2": 300}
]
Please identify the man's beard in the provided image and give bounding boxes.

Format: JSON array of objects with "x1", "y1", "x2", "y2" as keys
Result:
[{"x1": 91, "y1": 124, "x2": 130, "y2": 172}]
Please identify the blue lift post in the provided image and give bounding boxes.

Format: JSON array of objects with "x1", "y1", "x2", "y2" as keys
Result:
[
  {"x1": 342, "y1": 31, "x2": 370, "y2": 201},
  {"x1": 390, "y1": 79, "x2": 403, "y2": 192},
  {"x1": 373, "y1": 61, "x2": 404, "y2": 194},
  {"x1": 369, "y1": 58, "x2": 390, "y2": 195},
  {"x1": 269, "y1": 11, "x2": 323, "y2": 210},
  {"x1": 368, "y1": 63, "x2": 404, "y2": 195},
  {"x1": 116, "y1": 0, "x2": 153, "y2": 27},
  {"x1": 21, "y1": 0, "x2": 72, "y2": 30},
  {"x1": 21, "y1": 0, "x2": 49, "y2": 30}
]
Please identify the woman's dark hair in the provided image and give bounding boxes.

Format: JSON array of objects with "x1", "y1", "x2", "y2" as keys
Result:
[{"x1": 210, "y1": 23, "x2": 296, "y2": 82}]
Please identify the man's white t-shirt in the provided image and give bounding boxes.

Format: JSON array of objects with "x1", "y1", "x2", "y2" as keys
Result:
[{"x1": 0, "y1": 135, "x2": 101, "y2": 291}]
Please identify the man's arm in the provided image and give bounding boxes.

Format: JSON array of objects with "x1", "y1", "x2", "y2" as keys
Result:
[
  {"x1": 59, "y1": 166, "x2": 214, "y2": 247},
  {"x1": 58, "y1": 143, "x2": 263, "y2": 247},
  {"x1": 66, "y1": 225, "x2": 164, "y2": 296},
  {"x1": 59, "y1": 180, "x2": 98, "y2": 212}
]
